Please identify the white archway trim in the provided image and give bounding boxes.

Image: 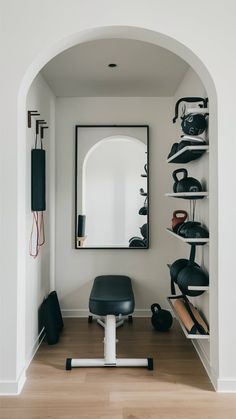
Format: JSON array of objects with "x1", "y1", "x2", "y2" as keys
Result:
[{"x1": 14, "y1": 25, "x2": 218, "y2": 394}]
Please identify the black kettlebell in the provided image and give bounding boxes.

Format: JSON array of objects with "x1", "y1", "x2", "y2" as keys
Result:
[
  {"x1": 177, "y1": 221, "x2": 209, "y2": 241},
  {"x1": 172, "y1": 168, "x2": 202, "y2": 193},
  {"x1": 140, "y1": 223, "x2": 148, "y2": 239},
  {"x1": 172, "y1": 97, "x2": 207, "y2": 124},
  {"x1": 151, "y1": 303, "x2": 173, "y2": 332},
  {"x1": 181, "y1": 113, "x2": 207, "y2": 136},
  {"x1": 129, "y1": 237, "x2": 146, "y2": 247},
  {"x1": 172, "y1": 210, "x2": 188, "y2": 233}
]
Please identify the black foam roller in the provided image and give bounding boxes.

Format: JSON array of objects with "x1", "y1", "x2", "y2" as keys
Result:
[{"x1": 31, "y1": 149, "x2": 46, "y2": 211}]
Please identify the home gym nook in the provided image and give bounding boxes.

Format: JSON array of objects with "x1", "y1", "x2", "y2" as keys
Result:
[{"x1": 17, "y1": 28, "x2": 218, "y2": 397}]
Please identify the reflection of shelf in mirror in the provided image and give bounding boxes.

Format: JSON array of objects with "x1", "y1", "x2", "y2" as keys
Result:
[
  {"x1": 165, "y1": 192, "x2": 208, "y2": 199},
  {"x1": 167, "y1": 145, "x2": 209, "y2": 163},
  {"x1": 166, "y1": 228, "x2": 209, "y2": 245},
  {"x1": 167, "y1": 297, "x2": 210, "y2": 340}
]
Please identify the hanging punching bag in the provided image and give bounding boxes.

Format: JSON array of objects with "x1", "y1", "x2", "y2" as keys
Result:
[{"x1": 31, "y1": 149, "x2": 46, "y2": 211}]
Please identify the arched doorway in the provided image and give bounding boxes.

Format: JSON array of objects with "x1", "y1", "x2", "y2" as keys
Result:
[{"x1": 16, "y1": 26, "x2": 218, "y2": 391}]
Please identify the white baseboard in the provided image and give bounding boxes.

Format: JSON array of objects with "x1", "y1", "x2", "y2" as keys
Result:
[
  {"x1": 26, "y1": 327, "x2": 45, "y2": 369},
  {"x1": 61, "y1": 309, "x2": 151, "y2": 318},
  {"x1": 0, "y1": 328, "x2": 45, "y2": 396},
  {"x1": 0, "y1": 369, "x2": 26, "y2": 396},
  {"x1": 192, "y1": 340, "x2": 215, "y2": 390},
  {"x1": 216, "y1": 378, "x2": 236, "y2": 392},
  {"x1": 191, "y1": 341, "x2": 236, "y2": 392}
]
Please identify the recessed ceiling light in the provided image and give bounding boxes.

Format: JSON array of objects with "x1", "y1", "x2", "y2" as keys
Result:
[{"x1": 108, "y1": 63, "x2": 117, "y2": 68}]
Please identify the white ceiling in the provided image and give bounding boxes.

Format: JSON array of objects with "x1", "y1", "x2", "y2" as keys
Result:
[{"x1": 41, "y1": 39, "x2": 189, "y2": 97}]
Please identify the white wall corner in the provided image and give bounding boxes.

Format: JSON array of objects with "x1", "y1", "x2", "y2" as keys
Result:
[
  {"x1": 0, "y1": 369, "x2": 26, "y2": 396},
  {"x1": 0, "y1": 328, "x2": 45, "y2": 396}
]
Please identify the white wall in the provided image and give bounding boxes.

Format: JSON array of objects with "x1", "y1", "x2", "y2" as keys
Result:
[
  {"x1": 55, "y1": 97, "x2": 179, "y2": 315},
  {"x1": 25, "y1": 74, "x2": 55, "y2": 365},
  {"x1": 2, "y1": 0, "x2": 236, "y2": 393}
]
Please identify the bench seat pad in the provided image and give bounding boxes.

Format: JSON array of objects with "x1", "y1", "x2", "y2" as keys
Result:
[{"x1": 89, "y1": 275, "x2": 135, "y2": 316}]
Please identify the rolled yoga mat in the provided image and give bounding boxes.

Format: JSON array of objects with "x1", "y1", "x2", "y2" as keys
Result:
[{"x1": 173, "y1": 297, "x2": 209, "y2": 334}]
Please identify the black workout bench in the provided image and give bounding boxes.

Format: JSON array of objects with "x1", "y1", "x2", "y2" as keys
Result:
[{"x1": 66, "y1": 275, "x2": 153, "y2": 370}]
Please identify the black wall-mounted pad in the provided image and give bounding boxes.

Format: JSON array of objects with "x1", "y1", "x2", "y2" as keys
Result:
[{"x1": 31, "y1": 149, "x2": 46, "y2": 211}]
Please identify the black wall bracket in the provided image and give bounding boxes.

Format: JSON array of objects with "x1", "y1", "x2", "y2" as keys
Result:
[
  {"x1": 36, "y1": 120, "x2": 47, "y2": 135},
  {"x1": 40, "y1": 126, "x2": 49, "y2": 139},
  {"x1": 28, "y1": 110, "x2": 40, "y2": 128}
]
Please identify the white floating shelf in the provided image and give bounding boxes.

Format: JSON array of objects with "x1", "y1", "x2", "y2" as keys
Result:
[
  {"x1": 167, "y1": 297, "x2": 210, "y2": 340},
  {"x1": 185, "y1": 107, "x2": 209, "y2": 114},
  {"x1": 167, "y1": 145, "x2": 209, "y2": 163},
  {"x1": 166, "y1": 228, "x2": 209, "y2": 244},
  {"x1": 165, "y1": 192, "x2": 208, "y2": 199}
]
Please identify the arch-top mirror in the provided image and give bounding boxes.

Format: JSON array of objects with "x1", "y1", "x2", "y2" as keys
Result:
[{"x1": 75, "y1": 125, "x2": 149, "y2": 249}]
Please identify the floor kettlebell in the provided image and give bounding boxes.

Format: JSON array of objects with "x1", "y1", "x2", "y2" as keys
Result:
[
  {"x1": 151, "y1": 303, "x2": 173, "y2": 332},
  {"x1": 172, "y1": 168, "x2": 202, "y2": 193}
]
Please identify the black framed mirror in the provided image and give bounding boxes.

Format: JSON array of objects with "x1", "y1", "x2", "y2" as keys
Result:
[{"x1": 75, "y1": 125, "x2": 149, "y2": 249}]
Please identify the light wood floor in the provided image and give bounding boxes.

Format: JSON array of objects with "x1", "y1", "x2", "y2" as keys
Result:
[{"x1": 1, "y1": 318, "x2": 236, "y2": 419}]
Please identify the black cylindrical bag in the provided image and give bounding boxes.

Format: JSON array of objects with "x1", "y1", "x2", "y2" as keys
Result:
[
  {"x1": 31, "y1": 149, "x2": 46, "y2": 211},
  {"x1": 39, "y1": 297, "x2": 59, "y2": 345},
  {"x1": 48, "y1": 291, "x2": 64, "y2": 332}
]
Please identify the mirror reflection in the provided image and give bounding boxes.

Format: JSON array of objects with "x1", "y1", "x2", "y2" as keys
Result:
[{"x1": 75, "y1": 125, "x2": 149, "y2": 248}]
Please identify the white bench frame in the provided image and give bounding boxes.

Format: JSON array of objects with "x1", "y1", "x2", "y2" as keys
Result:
[{"x1": 66, "y1": 314, "x2": 153, "y2": 370}]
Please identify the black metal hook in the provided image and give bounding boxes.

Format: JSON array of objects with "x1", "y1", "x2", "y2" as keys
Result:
[
  {"x1": 35, "y1": 119, "x2": 47, "y2": 135},
  {"x1": 40, "y1": 126, "x2": 49, "y2": 139},
  {"x1": 28, "y1": 110, "x2": 40, "y2": 128}
]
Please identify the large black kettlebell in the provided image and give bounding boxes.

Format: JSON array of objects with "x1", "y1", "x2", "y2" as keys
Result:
[
  {"x1": 151, "y1": 303, "x2": 173, "y2": 332},
  {"x1": 172, "y1": 168, "x2": 202, "y2": 193}
]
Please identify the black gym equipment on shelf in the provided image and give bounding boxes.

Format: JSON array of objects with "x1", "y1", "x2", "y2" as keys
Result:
[
  {"x1": 169, "y1": 245, "x2": 209, "y2": 297},
  {"x1": 167, "y1": 135, "x2": 207, "y2": 163}
]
